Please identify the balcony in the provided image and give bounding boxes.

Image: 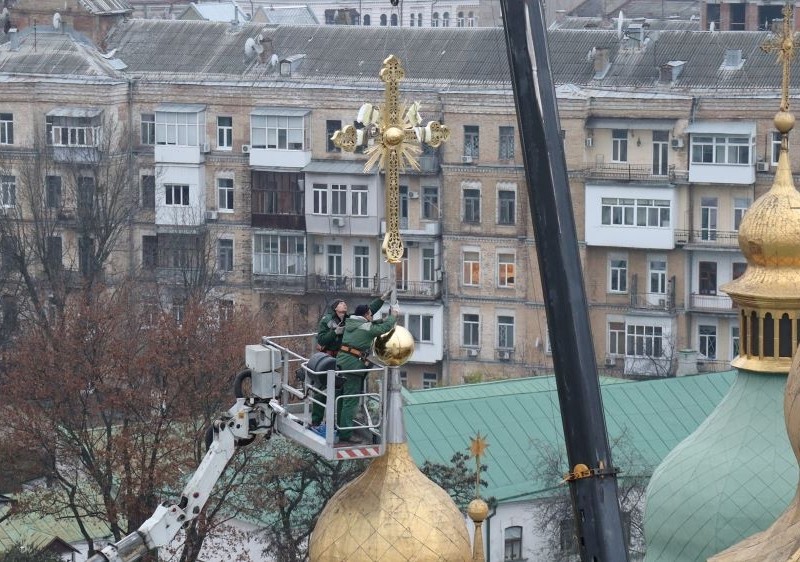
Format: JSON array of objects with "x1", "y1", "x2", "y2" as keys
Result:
[
  {"x1": 252, "y1": 274, "x2": 306, "y2": 293},
  {"x1": 629, "y1": 292, "x2": 675, "y2": 312},
  {"x1": 377, "y1": 278, "x2": 441, "y2": 299},
  {"x1": 583, "y1": 163, "x2": 677, "y2": 183},
  {"x1": 689, "y1": 293, "x2": 735, "y2": 312},
  {"x1": 308, "y1": 274, "x2": 377, "y2": 295},
  {"x1": 674, "y1": 229, "x2": 740, "y2": 249}
]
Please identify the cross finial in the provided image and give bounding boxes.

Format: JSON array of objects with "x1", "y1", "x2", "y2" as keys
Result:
[
  {"x1": 469, "y1": 432, "x2": 488, "y2": 499},
  {"x1": 761, "y1": 3, "x2": 800, "y2": 112},
  {"x1": 331, "y1": 55, "x2": 450, "y2": 264}
]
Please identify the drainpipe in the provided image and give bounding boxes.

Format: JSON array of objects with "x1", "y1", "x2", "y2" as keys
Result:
[{"x1": 484, "y1": 502, "x2": 497, "y2": 562}]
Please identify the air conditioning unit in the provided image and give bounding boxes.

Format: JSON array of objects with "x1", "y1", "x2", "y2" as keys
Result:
[
  {"x1": 671, "y1": 138, "x2": 684, "y2": 149},
  {"x1": 205, "y1": 210, "x2": 218, "y2": 221},
  {"x1": 658, "y1": 298, "x2": 667, "y2": 309},
  {"x1": 756, "y1": 161, "x2": 770, "y2": 172},
  {"x1": 202, "y1": 142, "x2": 211, "y2": 153},
  {"x1": 498, "y1": 350, "x2": 511, "y2": 361},
  {"x1": 585, "y1": 137, "x2": 593, "y2": 148},
  {"x1": 314, "y1": 244, "x2": 324, "y2": 255},
  {"x1": 467, "y1": 348, "x2": 479, "y2": 357},
  {"x1": 461, "y1": 155, "x2": 473, "y2": 164},
  {"x1": 604, "y1": 356, "x2": 616, "y2": 367},
  {"x1": 408, "y1": 191, "x2": 419, "y2": 199},
  {"x1": 332, "y1": 217, "x2": 345, "y2": 227},
  {"x1": 241, "y1": 144, "x2": 251, "y2": 154}
]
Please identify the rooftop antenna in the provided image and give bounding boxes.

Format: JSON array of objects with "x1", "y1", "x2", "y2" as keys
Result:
[{"x1": 244, "y1": 36, "x2": 263, "y2": 59}]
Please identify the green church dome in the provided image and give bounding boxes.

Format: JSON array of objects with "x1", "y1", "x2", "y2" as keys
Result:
[{"x1": 643, "y1": 372, "x2": 797, "y2": 561}]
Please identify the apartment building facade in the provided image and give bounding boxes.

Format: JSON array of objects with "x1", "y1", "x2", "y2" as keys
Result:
[{"x1": 0, "y1": 8, "x2": 796, "y2": 386}]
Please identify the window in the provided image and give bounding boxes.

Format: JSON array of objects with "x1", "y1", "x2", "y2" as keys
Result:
[
  {"x1": 172, "y1": 298, "x2": 186, "y2": 324},
  {"x1": 1, "y1": 176, "x2": 15, "y2": 208},
  {"x1": 155, "y1": 110, "x2": 202, "y2": 146},
  {"x1": 79, "y1": 237, "x2": 94, "y2": 277},
  {"x1": 407, "y1": 314, "x2": 433, "y2": 342},
  {"x1": 417, "y1": 13, "x2": 422, "y2": 26},
  {"x1": 467, "y1": 11, "x2": 475, "y2": 26},
  {"x1": 218, "y1": 178, "x2": 234, "y2": 212},
  {"x1": 77, "y1": 177, "x2": 94, "y2": 213},
  {"x1": 380, "y1": 14, "x2": 387, "y2": 25},
  {"x1": 0, "y1": 113, "x2": 13, "y2": 145},
  {"x1": 351, "y1": 184, "x2": 368, "y2": 216},
  {"x1": 733, "y1": 261, "x2": 747, "y2": 280},
  {"x1": 463, "y1": 251, "x2": 480, "y2": 286},
  {"x1": 700, "y1": 197, "x2": 717, "y2": 241},
  {"x1": 219, "y1": 299, "x2": 234, "y2": 322},
  {"x1": 0, "y1": 237, "x2": 12, "y2": 274},
  {"x1": 326, "y1": 119, "x2": 342, "y2": 152},
  {"x1": 499, "y1": 126, "x2": 515, "y2": 159},
  {"x1": 649, "y1": 259, "x2": 667, "y2": 294},
  {"x1": 395, "y1": 248, "x2": 409, "y2": 291},
  {"x1": 457, "y1": 11, "x2": 465, "y2": 26},
  {"x1": 463, "y1": 188, "x2": 480, "y2": 223},
  {"x1": 609, "y1": 257, "x2": 627, "y2": 293},
  {"x1": 734, "y1": 198, "x2": 750, "y2": 230},
  {"x1": 699, "y1": 325, "x2": 717, "y2": 359},
  {"x1": 462, "y1": 313, "x2": 480, "y2": 347},
  {"x1": 252, "y1": 171, "x2": 303, "y2": 215},
  {"x1": 390, "y1": 13, "x2": 398, "y2": 25},
  {"x1": 653, "y1": 130, "x2": 669, "y2": 176},
  {"x1": 251, "y1": 114, "x2": 304, "y2": 150},
  {"x1": 331, "y1": 184, "x2": 347, "y2": 215},
  {"x1": 140, "y1": 113, "x2": 155, "y2": 145},
  {"x1": 498, "y1": 253, "x2": 515, "y2": 287},
  {"x1": 609, "y1": 321, "x2": 625, "y2": 356},
  {"x1": 217, "y1": 239, "x2": 234, "y2": 272},
  {"x1": 612, "y1": 129, "x2": 628, "y2": 162},
  {"x1": 46, "y1": 236, "x2": 62, "y2": 271},
  {"x1": 410, "y1": 13, "x2": 415, "y2": 26},
  {"x1": 313, "y1": 183, "x2": 328, "y2": 214},
  {"x1": 699, "y1": 261, "x2": 717, "y2": 295},
  {"x1": 732, "y1": 325, "x2": 740, "y2": 359},
  {"x1": 327, "y1": 244, "x2": 342, "y2": 278},
  {"x1": 422, "y1": 372, "x2": 437, "y2": 389},
  {"x1": 363, "y1": 14, "x2": 370, "y2": 25},
  {"x1": 217, "y1": 116, "x2": 232, "y2": 149},
  {"x1": 601, "y1": 198, "x2": 670, "y2": 227},
  {"x1": 46, "y1": 176, "x2": 62, "y2": 209},
  {"x1": 165, "y1": 184, "x2": 190, "y2": 206},
  {"x1": 772, "y1": 131, "x2": 782, "y2": 164},
  {"x1": 47, "y1": 115, "x2": 100, "y2": 147},
  {"x1": 354, "y1": 246, "x2": 370, "y2": 289},
  {"x1": 142, "y1": 235, "x2": 158, "y2": 269},
  {"x1": 498, "y1": 188, "x2": 516, "y2": 225},
  {"x1": 505, "y1": 526, "x2": 523, "y2": 560},
  {"x1": 498, "y1": 315, "x2": 515, "y2": 349},
  {"x1": 691, "y1": 135, "x2": 751, "y2": 164},
  {"x1": 422, "y1": 248, "x2": 436, "y2": 283},
  {"x1": 253, "y1": 234, "x2": 305, "y2": 276},
  {"x1": 464, "y1": 125, "x2": 479, "y2": 159},
  {"x1": 422, "y1": 186, "x2": 439, "y2": 219},
  {"x1": 141, "y1": 175, "x2": 155, "y2": 209},
  {"x1": 626, "y1": 324, "x2": 664, "y2": 357},
  {"x1": 432, "y1": 12, "x2": 439, "y2": 26},
  {"x1": 442, "y1": 12, "x2": 450, "y2": 26}
]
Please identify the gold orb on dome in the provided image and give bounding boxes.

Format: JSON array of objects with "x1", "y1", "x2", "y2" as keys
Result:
[
  {"x1": 775, "y1": 110, "x2": 795, "y2": 134},
  {"x1": 467, "y1": 498, "x2": 489, "y2": 522},
  {"x1": 373, "y1": 325, "x2": 415, "y2": 366},
  {"x1": 384, "y1": 126, "x2": 405, "y2": 146}
]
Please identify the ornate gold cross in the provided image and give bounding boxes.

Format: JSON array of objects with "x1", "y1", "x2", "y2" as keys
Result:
[
  {"x1": 331, "y1": 55, "x2": 449, "y2": 264},
  {"x1": 761, "y1": 3, "x2": 800, "y2": 112},
  {"x1": 469, "y1": 432, "x2": 488, "y2": 499}
]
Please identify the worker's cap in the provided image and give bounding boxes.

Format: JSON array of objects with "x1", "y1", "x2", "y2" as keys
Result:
[{"x1": 354, "y1": 304, "x2": 370, "y2": 317}]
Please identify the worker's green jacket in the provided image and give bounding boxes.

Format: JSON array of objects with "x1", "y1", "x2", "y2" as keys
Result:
[
  {"x1": 316, "y1": 297, "x2": 384, "y2": 353},
  {"x1": 336, "y1": 313, "x2": 397, "y2": 372}
]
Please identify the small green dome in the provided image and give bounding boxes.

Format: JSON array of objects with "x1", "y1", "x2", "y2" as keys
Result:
[{"x1": 644, "y1": 372, "x2": 797, "y2": 561}]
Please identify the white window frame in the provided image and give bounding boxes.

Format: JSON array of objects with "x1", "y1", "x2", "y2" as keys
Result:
[
  {"x1": 312, "y1": 183, "x2": 328, "y2": 215},
  {"x1": 699, "y1": 324, "x2": 717, "y2": 360},
  {"x1": 422, "y1": 247, "x2": 436, "y2": 283},
  {"x1": 0, "y1": 113, "x2": 13, "y2": 145},
  {"x1": 331, "y1": 184, "x2": 347, "y2": 215},
  {"x1": 463, "y1": 184, "x2": 481, "y2": 223},
  {"x1": 351, "y1": 184, "x2": 368, "y2": 216},
  {"x1": 251, "y1": 114, "x2": 305, "y2": 150},
  {"x1": 463, "y1": 249, "x2": 480, "y2": 286},
  {"x1": 327, "y1": 244, "x2": 343, "y2": 278},
  {"x1": 649, "y1": 258, "x2": 667, "y2": 295},
  {"x1": 497, "y1": 252, "x2": 516, "y2": 288},
  {"x1": 47, "y1": 116, "x2": 101, "y2": 148},
  {"x1": 354, "y1": 245, "x2": 370, "y2": 289},
  {"x1": 691, "y1": 135, "x2": 751, "y2": 165},
  {"x1": 734, "y1": 198, "x2": 750, "y2": 231},
  {"x1": 155, "y1": 111, "x2": 202, "y2": 147},
  {"x1": 422, "y1": 372, "x2": 437, "y2": 389},
  {"x1": 612, "y1": 129, "x2": 628, "y2": 163},
  {"x1": 217, "y1": 177, "x2": 234, "y2": 212},
  {"x1": 731, "y1": 325, "x2": 740, "y2": 360},
  {"x1": 217, "y1": 116, "x2": 233, "y2": 150},
  {"x1": 406, "y1": 314, "x2": 433, "y2": 343},
  {"x1": 422, "y1": 186, "x2": 440, "y2": 219},
  {"x1": 252, "y1": 234, "x2": 305, "y2": 276},
  {"x1": 601, "y1": 198, "x2": 670, "y2": 228},
  {"x1": 772, "y1": 131, "x2": 782, "y2": 165},
  {"x1": 1, "y1": 175, "x2": 15, "y2": 208},
  {"x1": 217, "y1": 238, "x2": 234, "y2": 272},
  {"x1": 497, "y1": 183, "x2": 516, "y2": 225},
  {"x1": 165, "y1": 184, "x2": 190, "y2": 207},
  {"x1": 140, "y1": 113, "x2": 155, "y2": 145},
  {"x1": 608, "y1": 320, "x2": 625, "y2": 356},
  {"x1": 626, "y1": 324, "x2": 664, "y2": 357},
  {"x1": 608, "y1": 255, "x2": 628, "y2": 293},
  {"x1": 497, "y1": 315, "x2": 515, "y2": 349},
  {"x1": 462, "y1": 312, "x2": 480, "y2": 347}
]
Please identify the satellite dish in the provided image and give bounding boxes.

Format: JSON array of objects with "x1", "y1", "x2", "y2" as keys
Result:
[
  {"x1": 269, "y1": 53, "x2": 279, "y2": 66},
  {"x1": 616, "y1": 11, "x2": 624, "y2": 39},
  {"x1": 53, "y1": 12, "x2": 61, "y2": 30},
  {"x1": 245, "y1": 37, "x2": 263, "y2": 58}
]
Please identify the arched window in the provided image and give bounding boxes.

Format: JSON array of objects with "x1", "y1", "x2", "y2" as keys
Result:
[
  {"x1": 457, "y1": 11, "x2": 465, "y2": 27},
  {"x1": 363, "y1": 14, "x2": 370, "y2": 25},
  {"x1": 390, "y1": 13, "x2": 398, "y2": 26},
  {"x1": 417, "y1": 13, "x2": 422, "y2": 26},
  {"x1": 380, "y1": 13, "x2": 387, "y2": 26},
  {"x1": 780, "y1": 313, "x2": 792, "y2": 357},
  {"x1": 442, "y1": 12, "x2": 450, "y2": 27},
  {"x1": 751, "y1": 310, "x2": 760, "y2": 356},
  {"x1": 467, "y1": 11, "x2": 475, "y2": 26},
  {"x1": 764, "y1": 312, "x2": 775, "y2": 357},
  {"x1": 409, "y1": 14, "x2": 415, "y2": 26},
  {"x1": 504, "y1": 526, "x2": 523, "y2": 560},
  {"x1": 432, "y1": 12, "x2": 439, "y2": 27},
  {"x1": 741, "y1": 310, "x2": 748, "y2": 356}
]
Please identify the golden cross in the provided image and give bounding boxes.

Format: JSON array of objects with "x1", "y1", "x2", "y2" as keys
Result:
[
  {"x1": 469, "y1": 432, "x2": 488, "y2": 499},
  {"x1": 331, "y1": 55, "x2": 449, "y2": 264},
  {"x1": 761, "y1": 3, "x2": 800, "y2": 112}
]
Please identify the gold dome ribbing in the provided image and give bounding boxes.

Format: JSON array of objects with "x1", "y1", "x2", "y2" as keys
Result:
[{"x1": 309, "y1": 443, "x2": 472, "y2": 561}]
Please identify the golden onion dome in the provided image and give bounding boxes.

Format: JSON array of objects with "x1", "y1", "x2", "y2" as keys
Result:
[
  {"x1": 309, "y1": 443, "x2": 472, "y2": 562},
  {"x1": 373, "y1": 325, "x2": 415, "y2": 366}
]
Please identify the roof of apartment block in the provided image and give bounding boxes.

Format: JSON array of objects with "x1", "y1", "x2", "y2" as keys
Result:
[
  {"x1": 79, "y1": 0, "x2": 134, "y2": 15},
  {"x1": 1, "y1": 20, "x2": 799, "y2": 94},
  {"x1": 404, "y1": 371, "x2": 736, "y2": 502}
]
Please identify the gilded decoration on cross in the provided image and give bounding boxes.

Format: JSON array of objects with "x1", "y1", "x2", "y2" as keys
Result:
[
  {"x1": 761, "y1": 3, "x2": 800, "y2": 114},
  {"x1": 331, "y1": 55, "x2": 450, "y2": 264}
]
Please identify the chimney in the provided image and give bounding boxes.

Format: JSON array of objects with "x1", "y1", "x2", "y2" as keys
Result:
[
  {"x1": 9, "y1": 27, "x2": 18, "y2": 51},
  {"x1": 724, "y1": 48, "x2": 743, "y2": 69},
  {"x1": 593, "y1": 47, "x2": 611, "y2": 79},
  {"x1": 659, "y1": 61, "x2": 685, "y2": 83}
]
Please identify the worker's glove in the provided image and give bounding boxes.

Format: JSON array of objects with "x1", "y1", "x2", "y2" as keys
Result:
[
  {"x1": 391, "y1": 305, "x2": 401, "y2": 316},
  {"x1": 334, "y1": 326, "x2": 345, "y2": 335},
  {"x1": 381, "y1": 287, "x2": 393, "y2": 301}
]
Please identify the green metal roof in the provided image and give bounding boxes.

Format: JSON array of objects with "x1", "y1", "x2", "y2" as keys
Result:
[
  {"x1": 404, "y1": 372, "x2": 736, "y2": 502},
  {"x1": 0, "y1": 501, "x2": 111, "y2": 553},
  {"x1": 644, "y1": 371, "x2": 798, "y2": 562}
]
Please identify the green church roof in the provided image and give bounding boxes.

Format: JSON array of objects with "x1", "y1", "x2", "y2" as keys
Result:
[{"x1": 404, "y1": 372, "x2": 735, "y2": 502}]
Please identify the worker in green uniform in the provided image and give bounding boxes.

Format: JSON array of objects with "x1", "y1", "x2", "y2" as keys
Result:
[{"x1": 335, "y1": 302, "x2": 398, "y2": 444}]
